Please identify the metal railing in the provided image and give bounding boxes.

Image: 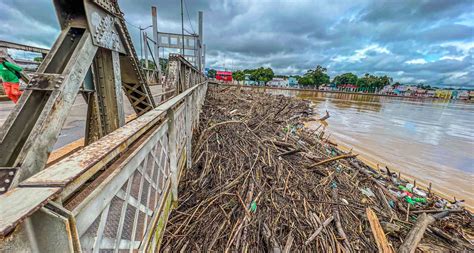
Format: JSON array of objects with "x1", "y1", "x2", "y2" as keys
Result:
[{"x1": 0, "y1": 80, "x2": 208, "y2": 252}]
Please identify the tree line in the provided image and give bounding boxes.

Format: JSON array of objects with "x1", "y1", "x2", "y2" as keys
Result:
[
  {"x1": 207, "y1": 65, "x2": 407, "y2": 92},
  {"x1": 207, "y1": 67, "x2": 275, "y2": 84}
]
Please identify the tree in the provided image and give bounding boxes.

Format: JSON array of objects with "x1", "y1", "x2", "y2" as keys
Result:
[
  {"x1": 159, "y1": 58, "x2": 168, "y2": 73},
  {"x1": 140, "y1": 59, "x2": 156, "y2": 69},
  {"x1": 304, "y1": 65, "x2": 330, "y2": 88},
  {"x1": 208, "y1": 69, "x2": 217, "y2": 78},
  {"x1": 333, "y1": 72, "x2": 358, "y2": 86},
  {"x1": 232, "y1": 70, "x2": 245, "y2": 84},
  {"x1": 251, "y1": 67, "x2": 274, "y2": 84},
  {"x1": 298, "y1": 76, "x2": 314, "y2": 86}
]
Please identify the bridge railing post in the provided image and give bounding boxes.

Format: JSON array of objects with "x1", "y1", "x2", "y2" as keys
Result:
[
  {"x1": 166, "y1": 108, "x2": 178, "y2": 203},
  {"x1": 185, "y1": 95, "x2": 192, "y2": 170}
]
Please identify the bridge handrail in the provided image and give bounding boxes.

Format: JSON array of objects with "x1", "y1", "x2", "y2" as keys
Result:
[{"x1": 0, "y1": 40, "x2": 50, "y2": 55}]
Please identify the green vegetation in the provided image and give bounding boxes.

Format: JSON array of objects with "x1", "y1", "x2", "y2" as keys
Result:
[
  {"x1": 140, "y1": 58, "x2": 168, "y2": 73},
  {"x1": 208, "y1": 69, "x2": 217, "y2": 78},
  {"x1": 248, "y1": 67, "x2": 274, "y2": 84},
  {"x1": 33, "y1": 57, "x2": 43, "y2": 62},
  {"x1": 298, "y1": 65, "x2": 330, "y2": 88},
  {"x1": 355, "y1": 74, "x2": 392, "y2": 92},
  {"x1": 232, "y1": 70, "x2": 245, "y2": 83},
  {"x1": 333, "y1": 72, "x2": 358, "y2": 86}
]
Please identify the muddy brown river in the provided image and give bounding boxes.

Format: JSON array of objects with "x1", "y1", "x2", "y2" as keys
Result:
[{"x1": 268, "y1": 89, "x2": 474, "y2": 209}]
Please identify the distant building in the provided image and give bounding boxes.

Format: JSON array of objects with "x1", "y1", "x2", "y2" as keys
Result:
[
  {"x1": 426, "y1": 90, "x2": 435, "y2": 98},
  {"x1": 216, "y1": 71, "x2": 232, "y2": 82},
  {"x1": 268, "y1": 77, "x2": 288, "y2": 87},
  {"x1": 381, "y1": 85, "x2": 394, "y2": 94},
  {"x1": 288, "y1": 77, "x2": 298, "y2": 86},
  {"x1": 434, "y1": 90, "x2": 452, "y2": 99},
  {"x1": 244, "y1": 74, "x2": 256, "y2": 85},
  {"x1": 339, "y1": 84, "x2": 358, "y2": 92}
]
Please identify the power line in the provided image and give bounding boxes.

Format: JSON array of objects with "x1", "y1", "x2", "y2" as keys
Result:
[
  {"x1": 183, "y1": 0, "x2": 196, "y2": 35},
  {"x1": 125, "y1": 19, "x2": 152, "y2": 31}
]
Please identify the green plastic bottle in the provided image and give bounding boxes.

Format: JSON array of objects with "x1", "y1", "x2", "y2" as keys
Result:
[
  {"x1": 413, "y1": 197, "x2": 427, "y2": 203},
  {"x1": 404, "y1": 196, "x2": 415, "y2": 205}
]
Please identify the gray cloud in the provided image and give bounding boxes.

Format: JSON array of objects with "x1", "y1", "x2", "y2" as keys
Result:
[{"x1": 0, "y1": 0, "x2": 472, "y2": 87}]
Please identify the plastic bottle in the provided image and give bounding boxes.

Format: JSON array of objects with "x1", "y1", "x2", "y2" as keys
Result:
[
  {"x1": 404, "y1": 196, "x2": 415, "y2": 205},
  {"x1": 413, "y1": 197, "x2": 427, "y2": 203}
]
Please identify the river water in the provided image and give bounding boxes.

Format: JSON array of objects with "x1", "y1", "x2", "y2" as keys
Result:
[{"x1": 268, "y1": 89, "x2": 474, "y2": 209}]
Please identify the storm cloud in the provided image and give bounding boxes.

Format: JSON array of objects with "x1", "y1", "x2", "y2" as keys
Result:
[{"x1": 0, "y1": 0, "x2": 472, "y2": 87}]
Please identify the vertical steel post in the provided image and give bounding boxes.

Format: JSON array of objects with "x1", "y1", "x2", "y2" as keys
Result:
[
  {"x1": 152, "y1": 6, "x2": 161, "y2": 83},
  {"x1": 185, "y1": 95, "x2": 192, "y2": 170},
  {"x1": 198, "y1": 11, "x2": 203, "y2": 71},
  {"x1": 85, "y1": 49, "x2": 125, "y2": 145},
  {"x1": 167, "y1": 109, "x2": 178, "y2": 202},
  {"x1": 143, "y1": 32, "x2": 149, "y2": 70},
  {"x1": 180, "y1": 0, "x2": 185, "y2": 56},
  {"x1": 202, "y1": 44, "x2": 206, "y2": 71}
]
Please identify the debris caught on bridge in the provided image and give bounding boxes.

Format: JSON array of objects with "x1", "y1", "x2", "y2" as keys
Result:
[{"x1": 161, "y1": 86, "x2": 473, "y2": 252}]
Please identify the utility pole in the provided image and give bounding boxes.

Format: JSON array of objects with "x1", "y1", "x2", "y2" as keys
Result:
[
  {"x1": 198, "y1": 11, "x2": 203, "y2": 71},
  {"x1": 151, "y1": 6, "x2": 161, "y2": 83},
  {"x1": 181, "y1": 0, "x2": 185, "y2": 57}
]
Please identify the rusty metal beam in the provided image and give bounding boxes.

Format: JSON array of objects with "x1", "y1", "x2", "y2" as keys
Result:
[{"x1": 0, "y1": 40, "x2": 50, "y2": 55}]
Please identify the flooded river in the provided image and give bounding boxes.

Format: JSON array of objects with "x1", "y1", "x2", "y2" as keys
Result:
[{"x1": 270, "y1": 89, "x2": 474, "y2": 209}]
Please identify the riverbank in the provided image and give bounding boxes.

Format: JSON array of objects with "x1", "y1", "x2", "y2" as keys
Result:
[
  {"x1": 210, "y1": 82, "x2": 472, "y2": 101},
  {"x1": 332, "y1": 139, "x2": 473, "y2": 212},
  {"x1": 162, "y1": 86, "x2": 473, "y2": 252}
]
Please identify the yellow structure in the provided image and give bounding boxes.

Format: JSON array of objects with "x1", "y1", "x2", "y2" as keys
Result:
[{"x1": 434, "y1": 89, "x2": 452, "y2": 99}]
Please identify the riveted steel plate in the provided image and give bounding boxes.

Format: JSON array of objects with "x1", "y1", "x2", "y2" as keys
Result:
[
  {"x1": 26, "y1": 73, "x2": 66, "y2": 91},
  {"x1": 84, "y1": 1, "x2": 125, "y2": 53}
]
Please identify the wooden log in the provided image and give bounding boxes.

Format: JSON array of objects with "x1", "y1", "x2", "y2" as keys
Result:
[
  {"x1": 366, "y1": 208, "x2": 393, "y2": 253},
  {"x1": 307, "y1": 154, "x2": 358, "y2": 169},
  {"x1": 283, "y1": 232, "x2": 294, "y2": 253},
  {"x1": 331, "y1": 186, "x2": 352, "y2": 252},
  {"x1": 305, "y1": 215, "x2": 334, "y2": 245},
  {"x1": 319, "y1": 110, "x2": 330, "y2": 121},
  {"x1": 398, "y1": 213, "x2": 435, "y2": 253},
  {"x1": 410, "y1": 209, "x2": 463, "y2": 215}
]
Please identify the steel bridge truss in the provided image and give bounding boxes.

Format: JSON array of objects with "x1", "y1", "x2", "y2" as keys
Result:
[
  {"x1": 0, "y1": 80, "x2": 207, "y2": 252},
  {"x1": 0, "y1": 0, "x2": 207, "y2": 252},
  {"x1": 0, "y1": 0, "x2": 157, "y2": 192}
]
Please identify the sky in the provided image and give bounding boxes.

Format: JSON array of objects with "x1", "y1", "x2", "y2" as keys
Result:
[{"x1": 0, "y1": 0, "x2": 473, "y2": 87}]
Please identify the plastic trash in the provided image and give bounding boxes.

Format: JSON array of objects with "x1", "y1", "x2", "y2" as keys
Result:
[
  {"x1": 406, "y1": 183, "x2": 414, "y2": 191},
  {"x1": 360, "y1": 187, "x2": 375, "y2": 198},
  {"x1": 412, "y1": 187, "x2": 427, "y2": 197},
  {"x1": 249, "y1": 201, "x2": 257, "y2": 213},
  {"x1": 435, "y1": 199, "x2": 448, "y2": 208},
  {"x1": 404, "y1": 196, "x2": 415, "y2": 205},
  {"x1": 413, "y1": 197, "x2": 427, "y2": 203},
  {"x1": 340, "y1": 198, "x2": 349, "y2": 205},
  {"x1": 400, "y1": 191, "x2": 413, "y2": 198},
  {"x1": 388, "y1": 200, "x2": 395, "y2": 208},
  {"x1": 398, "y1": 185, "x2": 412, "y2": 193},
  {"x1": 388, "y1": 189, "x2": 403, "y2": 198}
]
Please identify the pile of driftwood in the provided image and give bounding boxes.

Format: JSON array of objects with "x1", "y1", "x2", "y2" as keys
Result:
[{"x1": 161, "y1": 86, "x2": 473, "y2": 252}]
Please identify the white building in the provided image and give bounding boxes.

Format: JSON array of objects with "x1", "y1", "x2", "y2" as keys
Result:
[{"x1": 268, "y1": 78, "x2": 289, "y2": 87}]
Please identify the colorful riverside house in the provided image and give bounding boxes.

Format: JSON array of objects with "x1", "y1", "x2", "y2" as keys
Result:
[
  {"x1": 425, "y1": 90, "x2": 435, "y2": 98},
  {"x1": 216, "y1": 71, "x2": 233, "y2": 82},
  {"x1": 381, "y1": 85, "x2": 394, "y2": 94},
  {"x1": 415, "y1": 88, "x2": 427, "y2": 97},
  {"x1": 434, "y1": 89, "x2": 452, "y2": 99},
  {"x1": 268, "y1": 77, "x2": 289, "y2": 87},
  {"x1": 288, "y1": 77, "x2": 298, "y2": 87},
  {"x1": 244, "y1": 74, "x2": 256, "y2": 85},
  {"x1": 338, "y1": 84, "x2": 358, "y2": 92}
]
